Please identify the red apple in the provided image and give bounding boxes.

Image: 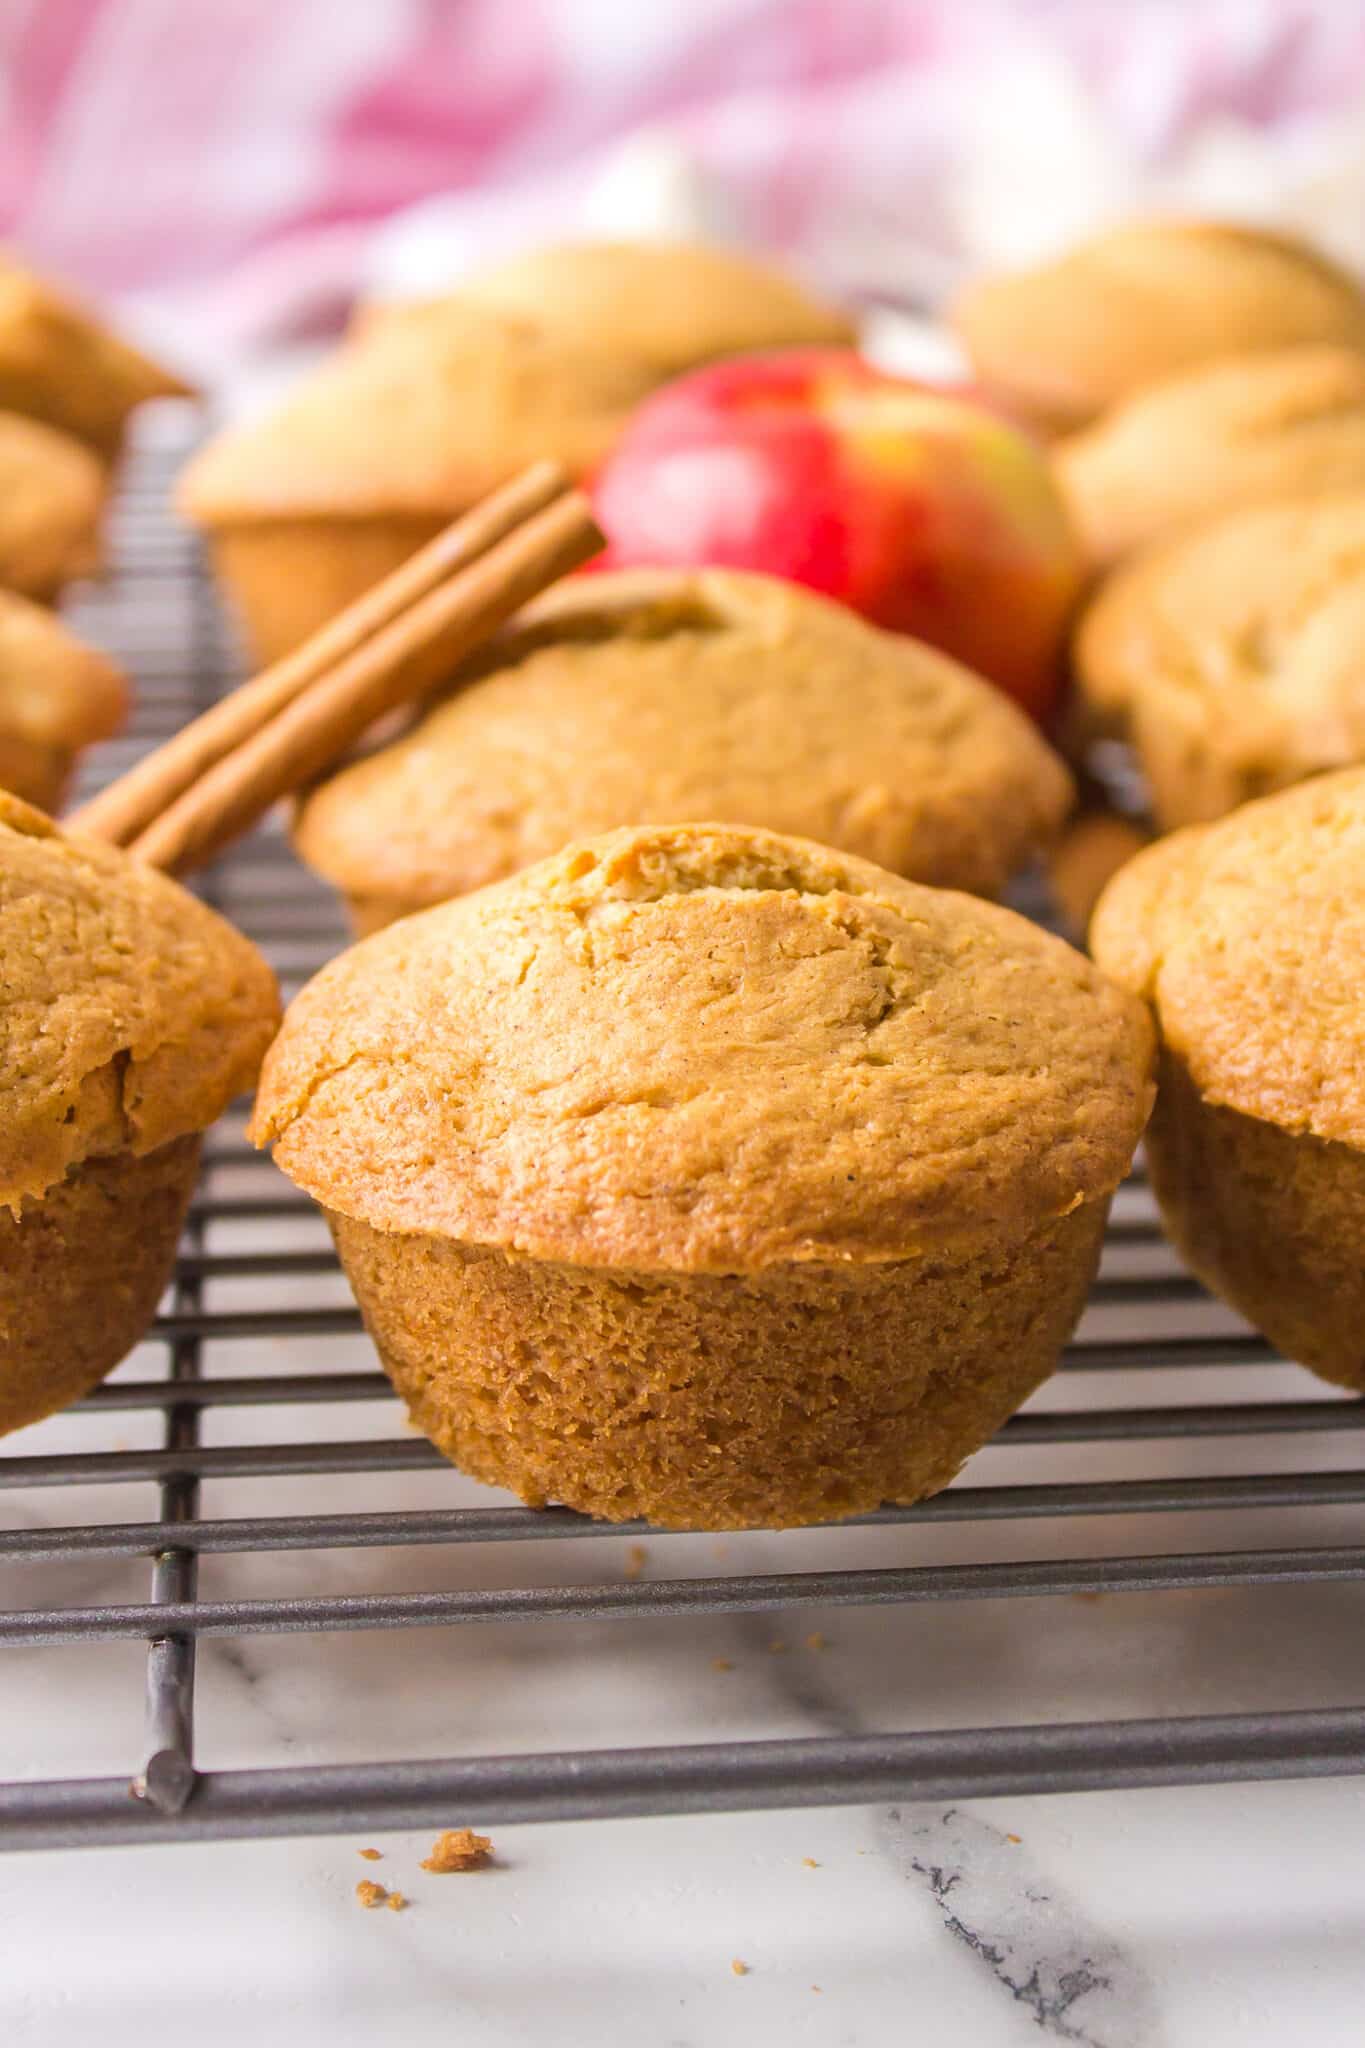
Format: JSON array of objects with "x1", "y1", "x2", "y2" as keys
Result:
[{"x1": 590, "y1": 348, "x2": 1083, "y2": 722}]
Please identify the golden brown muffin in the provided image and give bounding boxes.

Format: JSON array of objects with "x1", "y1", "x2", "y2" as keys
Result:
[
  {"x1": 292, "y1": 568, "x2": 1074, "y2": 932},
  {"x1": 953, "y1": 220, "x2": 1365, "y2": 437},
  {"x1": 1091, "y1": 770, "x2": 1365, "y2": 1390},
  {"x1": 179, "y1": 305, "x2": 664, "y2": 662},
  {"x1": 1075, "y1": 492, "x2": 1365, "y2": 827},
  {"x1": 0, "y1": 261, "x2": 191, "y2": 462},
  {"x1": 0, "y1": 588, "x2": 128, "y2": 812},
  {"x1": 253, "y1": 822, "x2": 1153, "y2": 1529},
  {"x1": 0, "y1": 411, "x2": 105, "y2": 602},
  {"x1": 1054, "y1": 345, "x2": 1365, "y2": 567},
  {"x1": 443, "y1": 238, "x2": 856, "y2": 375},
  {"x1": 0, "y1": 795, "x2": 279, "y2": 1435}
]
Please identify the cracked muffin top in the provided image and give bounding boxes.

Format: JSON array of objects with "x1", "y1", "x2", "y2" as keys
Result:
[
  {"x1": 953, "y1": 220, "x2": 1365, "y2": 436},
  {"x1": 291, "y1": 568, "x2": 1073, "y2": 926},
  {"x1": 444, "y1": 238, "x2": 855, "y2": 377},
  {"x1": 1075, "y1": 492, "x2": 1365, "y2": 827},
  {"x1": 1091, "y1": 768, "x2": 1365, "y2": 1149},
  {"x1": 0, "y1": 794, "x2": 280, "y2": 1212},
  {"x1": 1054, "y1": 345, "x2": 1365, "y2": 567},
  {"x1": 253, "y1": 822, "x2": 1153, "y2": 1272},
  {"x1": 179, "y1": 303, "x2": 662, "y2": 527},
  {"x1": 0, "y1": 411, "x2": 105, "y2": 600}
]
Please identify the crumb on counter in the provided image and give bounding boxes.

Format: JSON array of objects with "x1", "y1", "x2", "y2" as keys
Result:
[
  {"x1": 768, "y1": 1638, "x2": 788, "y2": 1654},
  {"x1": 1006, "y1": 1832, "x2": 1022, "y2": 1845},
  {"x1": 625, "y1": 1542, "x2": 649, "y2": 1580},
  {"x1": 357, "y1": 1847, "x2": 382, "y2": 1861},
  {"x1": 386, "y1": 1891, "x2": 409, "y2": 1913},
  {"x1": 356, "y1": 1879, "x2": 389, "y2": 1909},
  {"x1": 731, "y1": 1959, "x2": 749, "y2": 1977},
  {"x1": 712, "y1": 1657, "x2": 733, "y2": 1672},
  {"x1": 805, "y1": 1631, "x2": 827, "y2": 1652},
  {"x1": 421, "y1": 1827, "x2": 493, "y2": 1873},
  {"x1": 802, "y1": 1857, "x2": 819, "y2": 1869}
]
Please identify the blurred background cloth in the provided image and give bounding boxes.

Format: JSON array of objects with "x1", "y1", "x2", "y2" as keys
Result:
[{"x1": 5, "y1": 0, "x2": 1365, "y2": 383}]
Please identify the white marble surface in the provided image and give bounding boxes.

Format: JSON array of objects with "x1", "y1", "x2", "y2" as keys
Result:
[{"x1": 5, "y1": 1161, "x2": 1365, "y2": 2046}]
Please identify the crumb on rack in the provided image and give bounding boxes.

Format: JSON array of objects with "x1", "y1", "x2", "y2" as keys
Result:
[
  {"x1": 386, "y1": 1890, "x2": 409, "y2": 1912},
  {"x1": 805, "y1": 1631, "x2": 827, "y2": 1652},
  {"x1": 731, "y1": 1959, "x2": 749, "y2": 1977},
  {"x1": 712, "y1": 1656, "x2": 733, "y2": 1673},
  {"x1": 356, "y1": 1879, "x2": 388, "y2": 1909},
  {"x1": 421, "y1": 1827, "x2": 493, "y2": 1873},
  {"x1": 357, "y1": 1847, "x2": 382, "y2": 1861},
  {"x1": 625, "y1": 1542, "x2": 649, "y2": 1580},
  {"x1": 802, "y1": 1857, "x2": 819, "y2": 1869}
]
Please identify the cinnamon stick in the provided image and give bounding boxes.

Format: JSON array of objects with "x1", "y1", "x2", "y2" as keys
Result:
[
  {"x1": 126, "y1": 485, "x2": 601, "y2": 875},
  {"x1": 70, "y1": 458, "x2": 571, "y2": 850}
]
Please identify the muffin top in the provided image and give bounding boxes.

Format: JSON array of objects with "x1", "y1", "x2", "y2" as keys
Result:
[
  {"x1": 1076, "y1": 492, "x2": 1365, "y2": 826},
  {"x1": 953, "y1": 220, "x2": 1365, "y2": 435},
  {"x1": 449, "y1": 239, "x2": 855, "y2": 376},
  {"x1": 1054, "y1": 345, "x2": 1365, "y2": 566},
  {"x1": 0, "y1": 262, "x2": 190, "y2": 460},
  {"x1": 0, "y1": 411, "x2": 105, "y2": 598},
  {"x1": 0, "y1": 795, "x2": 280, "y2": 1212},
  {"x1": 1091, "y1": 769, "x2": 1365, "y2": 1150},
  {"x1": 0, "y1": 588, "x2": 127, "y2": 751},
  {"x1": 179, "y1": 305, "x2": 662, "y2": 527},
  {"x1": 292, "y1": 569, "x2": 1073, "y2": 918},
  {"x1": 253, "y1": 822, "x2": 1153, "y2": 1273}
]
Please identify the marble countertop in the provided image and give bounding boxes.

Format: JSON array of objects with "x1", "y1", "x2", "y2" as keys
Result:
[{"x1": 5, "y1": 1167, "x2": 1365, "y2": 2047}]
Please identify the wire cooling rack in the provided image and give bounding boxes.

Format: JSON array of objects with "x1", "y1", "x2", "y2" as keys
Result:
[{"x1": 3, "y1": 416, "x2": 1365, "y2": 1853}]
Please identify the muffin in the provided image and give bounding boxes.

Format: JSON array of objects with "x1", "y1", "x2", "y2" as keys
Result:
[
  {"x1": 1054, "y1": 345, "x2": 1365, "y2": 567},
  {"x1": 0, "y1": 260, "x2": 191, "y2": 462},
  {"x1": 0, "y1": 795, "x2": 279, "y2": 1435},
  {"x1": 443, "y1": 238, "x2": 856, "y2": 376},
  {"x1": 0, "y1": 411, "x2": 105, "y2": 601},
  {"x1": 0, "y1": 588, "x2": 128, "y2": 812},
  {"x1": 253, "y1": 822, "x2": 1153, "y2": 1529},
  {"x1": 292, "y1": 568, "x2": 1074, "y2": 932},
  {"x1": 953, "y1": 220, "x2": 1365, "y2": 437},
  {"x1": 1091, "y1": 770, "x2": 1365, "y2": 1391},
  {"x1": 1075, "y1": 492, "x2": 1365, "y2": 828},
  {"x1": 179, "y1": 304, "x2": 666, "y2": 663}
]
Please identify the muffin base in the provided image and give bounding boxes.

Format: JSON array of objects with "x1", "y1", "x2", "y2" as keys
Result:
[
  {"x1": 210, "y1": 516, "x2": 446, "y2": 664},
  {"x1": 1146, "y1": 1051, "x2": 1365, "y2": 1391},
  {"x1": 0, "y1": 1135, "x2": 200, "y2": 1437},
  {"x1": 329, "y1": 1201, "x2": 1109, "y2": 1530}
]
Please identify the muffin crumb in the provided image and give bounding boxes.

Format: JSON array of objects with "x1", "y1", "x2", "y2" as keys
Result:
[
  {"x1": 805, "y1": 1632, "x2": 827, "y2": 1652},
  {"x1": 712, "y1": 1657, "x2": 733, "y2": 1673},
  {"x1": 731, "y1": 1959, "x2": 750, "y2": 1978},
  {"x1": 802, "y1": 1857, "x2": 820, "y2": 1869},
  {"x1": 357, "y1": 1847, "x2": 382, "y2": 1861},
  {"x1": 386, "y1": 1891, "x2": 409, "y2": 1913},
  {"x1": 421, "y1": 1828, "x2": 493, "y2": 1873},
  {"x1": 624, "y1": 1542, "x2": 649, "y2": 1580},
  {"x1": 356, "y1": 1880, "x2": 388, "y2": 1910},
  {"x1": 1006, "y1": 1833, "x2": 1022, "y2": 1845}
]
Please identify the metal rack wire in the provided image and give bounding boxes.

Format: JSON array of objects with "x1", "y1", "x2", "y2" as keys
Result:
[{"x1": 3, "y1": 419, "x2": 1364, "y2": 1852}]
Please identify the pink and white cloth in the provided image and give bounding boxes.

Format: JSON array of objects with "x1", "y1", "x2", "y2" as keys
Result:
[{"x1": 3, "y1": 0, "x2": 1365, "y2": 381}]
